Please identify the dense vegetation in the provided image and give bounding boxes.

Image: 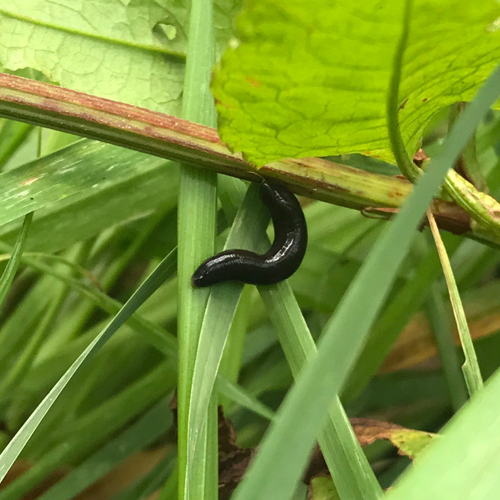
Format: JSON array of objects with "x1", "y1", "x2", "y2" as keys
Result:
[{"x1": 0, "y1": 1, "x2": 499, "y2": 499}]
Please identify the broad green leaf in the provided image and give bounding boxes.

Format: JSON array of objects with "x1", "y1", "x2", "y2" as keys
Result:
[
  {"x1": 0, "y1": 0, "x2": 183, "y2": 112},
  {"x1": 212, "y1": 0, "x2": 500, "y2": 166},
  {"x1": 0, "y1": 0, "x2": 241, "y2": 112},
  {"x1": 231, "y1": 60, "x2": 500, "y2": 500}
]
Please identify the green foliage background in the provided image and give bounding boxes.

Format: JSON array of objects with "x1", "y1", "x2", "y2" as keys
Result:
[{"x1": 0, "y1": 1, "x2": 498, "y2": 500}]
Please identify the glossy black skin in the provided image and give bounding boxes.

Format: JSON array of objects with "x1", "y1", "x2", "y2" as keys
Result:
[{"x1": 192, "y1": 180, "x2": 308, "y2": 287}]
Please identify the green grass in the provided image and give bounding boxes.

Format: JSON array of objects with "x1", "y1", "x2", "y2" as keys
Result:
[{"x1": 0, "y1": 2, "x2": 499, "y2": 500}]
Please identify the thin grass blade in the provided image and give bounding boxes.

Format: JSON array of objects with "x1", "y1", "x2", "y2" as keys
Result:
[
  {"x1": 0, "y1": 212, "x2": 32, "y2": 307},
  {"x1": 427, "y1": 210, "x2": 483, "y2": 395},
  {"x1": 187, "y1": 183, "x2": 269, "y2": 467},
  {"x1": 36, "y1": 398, "x2": 173, "y2": 500},
  {"x1": 0, "y1": 249, "x2": 176, "y2": 484}
]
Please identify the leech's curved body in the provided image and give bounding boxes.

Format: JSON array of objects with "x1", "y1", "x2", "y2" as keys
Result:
[{"x1": 192, "y1": 180, "x2": 308, "y2": 287}]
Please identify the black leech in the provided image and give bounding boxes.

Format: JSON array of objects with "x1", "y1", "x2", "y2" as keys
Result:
[{"x1": 191, "y1": 180, "x2": 307, "y2": 287}]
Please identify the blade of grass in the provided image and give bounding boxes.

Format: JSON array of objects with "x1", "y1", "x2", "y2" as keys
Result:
[
  {"x1": 0, "y1": 274, "x2": 67, "y2": 405},
  {"x1": 231, "y1": 56, "x2": 500, "y2": 500},
  {"x1": 0, "y1": 365, "x2": 177, "y2": 500},
  {"x1": 41, "y1": 211, "x2": 167, "y2": 354},
  {"x1": 0, "y1": 139, "x2": 179, "y2": 255},
  {"x1": 0, "y1": 247, "x2": 88, "y2": 409},
  {"x1": 190, "y1": 189, "x2": 383, "y2": 498},
  {"x1": 0, "y1": 251, "x2": 103, "y2": 286},
  {"x1": 0, "y1": 248, "x2": 176, "y2": 485},
  {"x1": 187, "y1": 183, "x2": 269, "y2": 471},
  {"x1": 0, "y1": 212, "x2": 32, "y2": 307},
  {"x1": 258, "y1": 282, "x2": 383, "y2": 500},
  {"x1": 36, "y1": 398, "x2": 173, "y2": 500},
  {"x1": 343, "y1": 234, "x2": 460, "y2": 399},
  {"x1": 176, "y1": 0, "x2": 218, "y2": 498},
  {"x1": 158, "y1": 462, "x2": 178, "y2": 500},
  {"x1": 27, "y1": 362, "x2": 175, "y2": 460},
  {"x1": 0, "y1": 240, "x2": 178, "y2": 356},
  {"x1": 214, "y1": 376, "x2": 274, "y2": 421},
  {"x1": 0, "y1": 240, "x2": 274, "y2": 423},
  {"x1": 427, "y1": 210, "x2": 483, "y2": 395},
  {"x1": 219, "y1": 286, "x2": 254, "y2": 401},
  {"x1": 425, "y1": 284, "x2": 468, "y2": 411}
]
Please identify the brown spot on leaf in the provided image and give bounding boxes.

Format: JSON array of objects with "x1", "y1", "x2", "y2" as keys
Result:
[
  {"x1": 304, "y1": 418, "x2": 436, "y2": 483},
  {"x1": 350, "y1": 418, "x2": 405, "y2": 447},
  {"x1": 399, "y1": 98, "x2": 409, "y2": 110}
]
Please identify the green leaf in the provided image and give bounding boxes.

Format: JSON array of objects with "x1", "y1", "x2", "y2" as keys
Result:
[
  {"x1": 230, "y1": 60, "x2": 500, "y2": 500},
  {"x1": 0, "y1": 0, "x2": 241, "y2": 112},
  {"x1": 176, "y1": 0, "x2": 219, "y2": 498},
  {"x1": 0, "y1": 0, "x2": 184, "y2": 112},
  {"x1": 212, "y1": 0, "x2": 500, "y2": 166}
]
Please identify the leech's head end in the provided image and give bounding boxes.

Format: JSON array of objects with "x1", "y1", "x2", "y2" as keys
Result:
[
  {"x1": 191, "y1": 271, "x2": 206, "y2": 288},
  {"x1": 192, "y1": 261, "x2": 217, "y2": 288}
]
